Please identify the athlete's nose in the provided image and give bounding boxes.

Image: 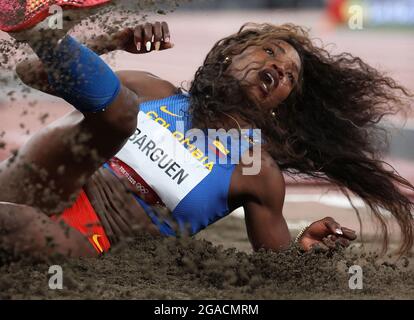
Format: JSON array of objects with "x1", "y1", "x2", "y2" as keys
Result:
[{"x1": 272, "y1": 63, "x2": 285, "y2": 80}]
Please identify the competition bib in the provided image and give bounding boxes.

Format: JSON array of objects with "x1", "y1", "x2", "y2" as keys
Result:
[{"x1": 115, "y1": 111, "x2": 210, "y2": 211}]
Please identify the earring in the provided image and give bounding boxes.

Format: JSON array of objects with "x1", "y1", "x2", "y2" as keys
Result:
[
  {"x1": 271, "y1": 110, "x2": 277, "y2": 118},
  {"x1": 223, "y1": 56, "x2": 231, "y2": 64}
]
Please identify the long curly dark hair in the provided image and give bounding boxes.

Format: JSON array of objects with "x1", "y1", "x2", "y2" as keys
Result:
[{"x1": 188, "y1": 23, "x2": 414, "y2": 254}]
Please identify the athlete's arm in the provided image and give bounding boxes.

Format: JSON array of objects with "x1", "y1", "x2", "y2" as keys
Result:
[
  {"x1": 242, "y1": 152, "x2": 291, "y2": 251},
  {"x1": 15, "y1": 22, "x2": 176, "y2": 99},
  {"x1": 242, "y1": 152, "x2": 357, "y2": 252}
]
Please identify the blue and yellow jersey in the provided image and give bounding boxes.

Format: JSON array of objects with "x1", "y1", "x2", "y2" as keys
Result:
[{"x1": 106, "y1": 93, "x2": 258, "y2": 236}]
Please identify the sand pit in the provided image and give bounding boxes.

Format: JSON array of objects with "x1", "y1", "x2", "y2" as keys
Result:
[{"x1": 0, "y1": 215, "x2": 412, "y2": 300}]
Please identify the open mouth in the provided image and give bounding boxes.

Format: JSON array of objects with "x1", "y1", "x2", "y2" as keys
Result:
[{"x1": 259, "y1": 69, "x2": 280, "y2": 95}]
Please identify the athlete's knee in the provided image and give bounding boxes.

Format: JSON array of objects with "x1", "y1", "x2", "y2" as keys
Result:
[{"x1": 35, "y1": 36, "x2": 122, "y2": 113}]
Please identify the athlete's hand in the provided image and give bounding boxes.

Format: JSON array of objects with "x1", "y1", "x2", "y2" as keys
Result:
[
  {"x1": 298, "y1": 217, "x2": 357, "y2": 251},
  {"x1": 112, "y1": 22, "x2": 173, "y2": 54}
]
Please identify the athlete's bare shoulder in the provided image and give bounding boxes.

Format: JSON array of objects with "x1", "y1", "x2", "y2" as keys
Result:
[
  {"x1": 244, "y1": 148, "x2": 285, "y2": 199},
  {"x1": 116, "y1": 70, "x2": 179, "y2": 102},
  {"x1": 230, "y1": 148, "x2": 285, "y2": 211}
]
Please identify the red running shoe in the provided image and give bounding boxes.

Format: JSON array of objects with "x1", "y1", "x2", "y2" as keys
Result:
[{"x1": 0, "y1": 0, "x2": 111, "y2": 32}]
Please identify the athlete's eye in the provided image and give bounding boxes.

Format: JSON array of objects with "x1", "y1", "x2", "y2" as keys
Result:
[
  {"x1": 287, "y1": 72, "x2": 295, "y2": 85},
  {"x1": 264, "y1": 48, "x2": 274, "y2": 57}
]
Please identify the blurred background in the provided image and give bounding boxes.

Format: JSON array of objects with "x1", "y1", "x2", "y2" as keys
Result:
[{"x1": 0, "y1": 0, "x2": 413, "y2": 248}]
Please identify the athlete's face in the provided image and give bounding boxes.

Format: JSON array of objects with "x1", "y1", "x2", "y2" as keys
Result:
[{"x1": 226, "y1": 39, "x2": 301, "y2": 112}]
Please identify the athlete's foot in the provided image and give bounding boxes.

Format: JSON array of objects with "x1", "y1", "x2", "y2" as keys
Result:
[{"x1": 1, "y1": 0, "x2": 112, "y2": 42}]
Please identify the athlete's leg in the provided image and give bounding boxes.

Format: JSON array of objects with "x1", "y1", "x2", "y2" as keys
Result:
[
  {"x1": 0, "y1": 202, "x2": 96, "y2": 259},
  {"x1": 0, "y1": 5, "x2": 139, "y2": 214}
]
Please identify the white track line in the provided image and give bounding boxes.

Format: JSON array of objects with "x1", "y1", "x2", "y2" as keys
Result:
[{"x1": 231, "y1": 193, "x2": 392, "y2": 220}]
